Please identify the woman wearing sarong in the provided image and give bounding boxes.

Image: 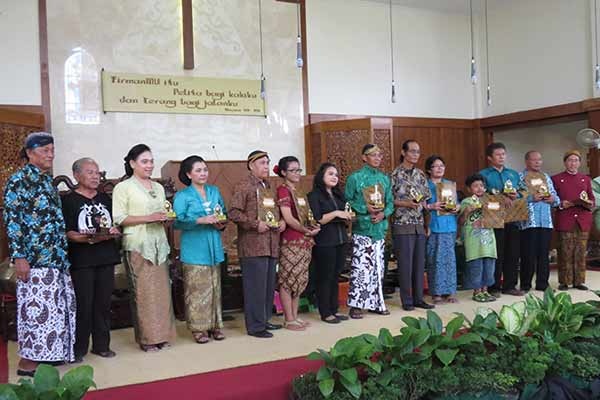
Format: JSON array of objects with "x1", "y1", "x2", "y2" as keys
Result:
[
  {"x1": 112, "y1": 144, "x2": 176, "y2": 352},
  {"x1": 424, "y1": 155, "x2": 459, "y2": 304},
  {"x1": 174, "y1": 156, "x2": 227, "y2": 343},
  {"x1": 275, "y1": 156, "x2": 320, "y2": 331}
]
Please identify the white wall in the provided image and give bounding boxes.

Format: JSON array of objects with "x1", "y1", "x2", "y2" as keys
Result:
[
  {"x1": 306, "y1": 0, "x2": 476, "y2": 118},
  {"x1": 494, "y1": 119, "x2": 589, "y2": 175},
  {"x1": 46, "y1": 0, "x2": 304, "y2": 178},
  {"x1": 480, "y1": 0, "x2": 593, "y2": 117},
  {"x1": 0, "y1": 0, "x2": 41, "y2": 105}
]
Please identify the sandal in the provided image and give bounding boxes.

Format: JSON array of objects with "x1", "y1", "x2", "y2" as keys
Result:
[
  {"x1": 445, "y1": 296, "x2": 459, "y2": 304},
  {"x1": 284, "y1": 320, "x2": 306, "y2": 331},
  {"x1": 140, "y1": 344, "x2": 160, "y2": 352},
  {"x1": 349, "y1": 307, "x2": 363, "y2": 319},
  {"x1": 296, "y1": 317, "x2": 311, "y2": 327},
  {"x1": 193, "y1": 332, "x2": 210, "y2": 344},
  {"x1": 483, "y1": 292, "x2": 497, "y2": 302},
  {"x1": 472, "y1": 292, "x2": 487, "y2": 303},
  {"x1": 210, "y1": 329, "x2": 226, "y2": 341},
  {"x1": 432, "y1": 296, "x2": 444, "y2": 305}
]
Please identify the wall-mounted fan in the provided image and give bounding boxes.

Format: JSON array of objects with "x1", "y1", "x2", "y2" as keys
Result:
[{"x1": 576, "y1": 128, "x2": 600, "y2": 149}]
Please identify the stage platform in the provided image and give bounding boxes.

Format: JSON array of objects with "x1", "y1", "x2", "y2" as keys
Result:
[{"x1": 5, "y1": 271, "x2": 600, "y2": 393}]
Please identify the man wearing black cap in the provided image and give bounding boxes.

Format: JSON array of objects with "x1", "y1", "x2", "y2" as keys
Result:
[
  {"x1": 229, "y1": 150, "x2": 286, "y2": 338},
  {"x1": 3, "y1": 132, "x2": 76, "y2": 376}
]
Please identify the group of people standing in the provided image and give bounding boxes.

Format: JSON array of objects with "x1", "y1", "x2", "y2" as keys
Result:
[{"x1": 2, "y1": 131, "x2": 595, "y2": 377}]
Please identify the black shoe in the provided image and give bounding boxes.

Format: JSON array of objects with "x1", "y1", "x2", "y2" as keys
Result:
[
  {"x1": 368, "y1": 309, "x2": 390, "y2": 315},
  {"x1": 520, "y1": 287, "x2": 531, "y2": 293},
  {"x1": 402, "y1": 305, "x2": 415, "y2": 311},
  {"x1": 535, "y1": 286, "x2": 548, "y2": 291},
  {"x1": 321, "y1": 316, "x2": 340, "y2": 324},
  {"x1": 248, "y1": 330, "x2": 273, "y2": 338},
  {"x1": 335, "y1": 314, "x2": 349, "y2": 321},
  {"x1": 91, "y1": 349, "x2": 116, "y2": 358},
  {"x1": 574, "y1": 284, "x2": 589, "y2": 291},
  {"x1": 502, "y1": 289, "x2": 525, "y2": 296},
  {"x1": 17, "y1": 369, "x2": 36, "y2": 377},
  {"x1": 414, "y1": 302, "x2": 435, "y2": 310},
  {"x1": 265, "y1": 322, "x2": 282, "y2": 330},
  {"x1": 558, "y1": 284, "x2": 569, "y2": 291}
]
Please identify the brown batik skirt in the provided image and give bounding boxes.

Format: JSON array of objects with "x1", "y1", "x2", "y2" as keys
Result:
[
  {"x1": 182, "y1": 264, "x2": 223, "y2": 332},
  {"x1": 278, "y1": 238, "x2": 313, "y2": 297},
  {"x1": 124, "y1": 251, "x2": 176, "y2": 345}
]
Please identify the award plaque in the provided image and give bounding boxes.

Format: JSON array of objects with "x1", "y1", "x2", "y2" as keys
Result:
[
  {"x1": 503, "y1": 179, "x2": 517, "y2": 194},
  {"x1": 409, "y1": 187, "x2": 424, "y2": 203},
  {"x1": 257, "y1": 187, "x2": 280, "y2": 228},
  {"x1": 345, "y1": 202, "x2": 356, "y2": 219},
  {"x1": 292, "y1": 190, "x2": 317, "y2": 228},
  {"x1": 436, "y1": 181, "x2": 457, "y2": 216},
  {"x1": 97, "y1": 215, "x2": 111, "y2": 234},
  {"x1": 481, "y1": 194, "x2": 504, "y2": 229},
  {"x1": 575, "y1": 190, "x2": 593, "y2": 207},
  {"x1": 362, "y1": 184, "x2": 385, "y2": 209},
  {"x1": 524, "y1": 172, "x2": 550, "y2": 198},
  {"x1": 213, "y1": 203, "x2": 227, "y2": 222},
  {"x1": 164, "y1": 200, "x2": 176, "y2": 219}
]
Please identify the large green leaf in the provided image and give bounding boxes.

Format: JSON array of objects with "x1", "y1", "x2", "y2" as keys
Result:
[
  {"x1": 412, "y1": 329, "x2": 431, "y2": 348},
  {"x1": 339, "y1": 375, "x2": 362, "y2": 399},
  {"x1": 401, "y1": 316, "x2": 420, "y2": 329},
  {"x1": 33, "y1": 365, "x2": 60, "y2": 394},
  {"x1": 427, "y1": 310, "x2": 443, "y2": 335},
  {"x1": 0, "y1": 385, "x2": 18, "y2": 400},
  {"x1": 338, "y1": 367, "x2": 358, "y2": 384},
  {"x1": 358, "y1": 359, "x2": 382, "y2": 374},
  {"x1": 499, "y1": 305, "x2": 521, "y2": 335},
  {"x1": 378, "y1": 328, "x2": 393, "y2": 348},
  {"x1": 452, "y1": 332, "x2": 482, "y2": 346},
  {"x1": 318, "y1": 378, "x2": 335, "y2": 398},
  {"x1": 434, "y1": 348, "x2": 459, "y2": 367},
  {"x1": 445, "y1": 315, "x2": 465, "y2": 337},
  {"x1": 316, "y1": 366, "x2": 332, "y2": 381}
]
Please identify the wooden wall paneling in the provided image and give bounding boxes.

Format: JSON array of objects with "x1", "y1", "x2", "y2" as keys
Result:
[
  {"x1": 0, "y1": 108, "x2": 46, "y2": 262},
  {"x1": 479, "y1": 100, "x2": 585, "y2": 131}
]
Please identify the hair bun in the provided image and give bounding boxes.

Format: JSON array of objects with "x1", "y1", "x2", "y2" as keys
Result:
[{"x1": 273, "y1": 165, "x2": 280, "y2": 174}]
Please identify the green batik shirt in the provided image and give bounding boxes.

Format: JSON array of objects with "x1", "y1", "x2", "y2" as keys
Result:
[{"x1": 344, "y1": 165, "x2": 394, "y2": 241}]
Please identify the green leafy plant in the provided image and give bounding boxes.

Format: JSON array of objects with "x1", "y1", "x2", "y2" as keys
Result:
[
  {"x1": 0, "y1": 364, "x2": 95, "y2": 400},
  {"x1": 308, "y1": 334, "x2": 380, "y2": 398}
]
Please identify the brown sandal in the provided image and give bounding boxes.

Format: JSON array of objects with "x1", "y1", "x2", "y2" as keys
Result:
[
  {"x1": 349, "y1": 307, "x2": 363, "y2": 319},
  {"x1": 193, "y1": 331, "x2": 210, "y2": 344},
  {"x1": 140, "y1": 344, "x2": 160, "y2": 352},
  {"x1": 210, "y1": 329, "x2": 226, "y2": 341},
  {"x1": 446, "y1": 296, "x2": 459, "y2": 304}
]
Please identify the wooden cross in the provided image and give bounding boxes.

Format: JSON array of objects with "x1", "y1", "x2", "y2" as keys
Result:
[{"x1": 182, "y1": 0, "x2": 194, "y2": 70}]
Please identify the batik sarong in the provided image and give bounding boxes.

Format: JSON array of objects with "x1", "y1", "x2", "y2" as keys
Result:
[
  {"x1": 347, "y1": 234, "x2": 387, "y2": 311},
  {"x1": 426, "y1": 232, "x2": 457, "y2": 296},
  {"x1": 17, "y1": 268, "x2": 76, "y2": 362},
  {"x1": 278, "y1": 238, "x2": 313, "y2": 297},
  {"x1": 182, "y1": 263, "x2": 223, "y2": 332},
  {"x1": 558, "y1": 226, "x2": 589, "y2": 286},
  {"x1": 124, "y1": 251, "x2": 176, "y2": 345}
]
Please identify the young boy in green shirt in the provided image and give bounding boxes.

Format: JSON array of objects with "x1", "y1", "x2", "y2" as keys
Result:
[{"x1": 459, "y1": 174, "x2": 497, "y2": 302}]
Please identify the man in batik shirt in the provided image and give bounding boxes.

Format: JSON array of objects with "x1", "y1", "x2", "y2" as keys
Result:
[
  {"x1": 3, "y1": 132, "x2": 76, "y2": 376},
  {"x1": 345, "y1": 144, "x2": 394, "y2": 319}
]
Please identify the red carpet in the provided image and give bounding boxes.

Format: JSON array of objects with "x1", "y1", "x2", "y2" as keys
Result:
[
  {"x1": 0, "y1": 339, "x2": 7, "y2": 383},
  {"x1": 84, "y1": 356, "x2": 322, "y2": 400}
]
